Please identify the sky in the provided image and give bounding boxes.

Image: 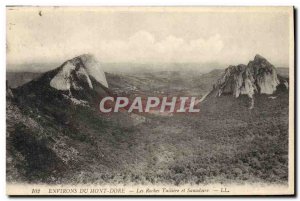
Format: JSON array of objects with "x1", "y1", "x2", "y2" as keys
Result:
[{"x1": 6, "y1": 7, "x2": 293, "y2": 71}]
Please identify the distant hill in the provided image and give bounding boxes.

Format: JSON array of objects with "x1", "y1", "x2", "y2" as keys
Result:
[
  {"x1": 7, "y1": 68, "x2": 224, "y2": 97},
  {"x1": 7, "y1": 72, "x2": 42, "y2": 88},
  {"x1": 276, "y1": 67, "x2": 289, "y2": 78},
  {"x1": 106, "y1": 69, "x2": 224, "y2": 98}
]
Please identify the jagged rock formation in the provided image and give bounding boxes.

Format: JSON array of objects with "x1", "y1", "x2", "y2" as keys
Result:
[
  {"x1": 12, "y1": 54, "x2": 111, "y2": 107},
  {"x1": 49, "y1": 54, "x2": 109, "y2": 106},
  {"x1": 50, "y1": 54, "x2": 108, "y2": 91},
  {"x1": 213, "y1": 54, "x2": 287, "y2": 99}
]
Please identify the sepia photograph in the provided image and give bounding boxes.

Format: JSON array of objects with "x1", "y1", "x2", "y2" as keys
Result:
[{"x1": 6, "y1": 6, "x2": 294, "y2": 196}]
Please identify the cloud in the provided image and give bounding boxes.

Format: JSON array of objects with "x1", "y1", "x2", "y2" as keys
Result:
[
  {"x1": 96, "y1": 31, "x2": 224, "y2": 63},
  {"x1": 7, "y1": 30, "x2": 224, "y2": 64}
]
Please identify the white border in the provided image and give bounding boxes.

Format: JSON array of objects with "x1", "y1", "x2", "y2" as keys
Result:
[
  {"x1": 1, "y1": 0, "x2": 299, "y2": 6},
  {"x1": 1, "y1": 0, "x2": 298, "y2": 200}
]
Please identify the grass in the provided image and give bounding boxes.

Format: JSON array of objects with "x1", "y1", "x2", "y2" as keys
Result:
[{"x1": 7, "y1": 70, "x2": 289, "y2": 185}]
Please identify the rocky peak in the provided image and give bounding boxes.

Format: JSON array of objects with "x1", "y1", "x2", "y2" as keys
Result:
[
  {"x1": 213, "y1": 55, "x2": 283, "y2": 99},
  {"x1": 50, "y1": 54, "x2": 108, "y2": 92},
  {"x1": 253, "y1": 54, "x2": 268, "y2": 62},
  {"x1": 44, "y1": 54, "x2": 109, "y2": 106}
]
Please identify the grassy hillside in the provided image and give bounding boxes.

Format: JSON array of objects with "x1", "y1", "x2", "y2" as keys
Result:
[{"x1": 7, "y1": 68, "x2": 289, "y2": 185}]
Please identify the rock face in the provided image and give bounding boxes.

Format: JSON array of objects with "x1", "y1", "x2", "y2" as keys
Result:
[
  {"x1": 12, "y1": 54, "x2": 111, "y2": 108},
  {"x1": 48, "y1": 54, "x2": 109, "y2": 106},
  {"x1": 50, "y1": 54, "x2": 108, "y2": 91},
  {"x1": 213, "y1": 54, "x2": 283, "y2": 98}
]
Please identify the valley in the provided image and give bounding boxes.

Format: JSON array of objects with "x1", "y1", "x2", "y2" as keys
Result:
[{"x1": 6, "y1": 56, "x2": 289, "y2": 186}]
